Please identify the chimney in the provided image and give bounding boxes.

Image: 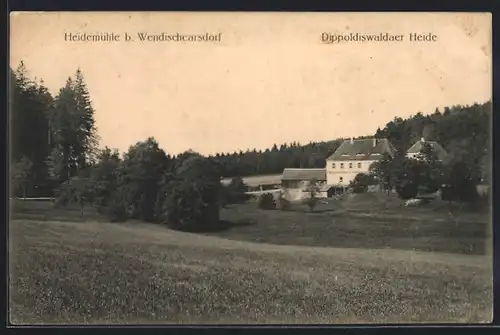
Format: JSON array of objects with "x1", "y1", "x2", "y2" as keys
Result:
[
  {"x1": 373, "y1": 138, "x2": 377, "y2": 147},
  {"x1": 421, "y1": 137, "x2": 425, "y2": 142},
  {"x1": 350, "y1": 137, "x2": 354, "y2": 144}
]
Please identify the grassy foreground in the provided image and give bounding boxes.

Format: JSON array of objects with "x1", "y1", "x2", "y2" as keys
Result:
[{"x1": 9, "y1": 219, "x2": 492, "y2": 324}]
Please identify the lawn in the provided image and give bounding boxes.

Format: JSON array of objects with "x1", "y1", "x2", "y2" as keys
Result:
[
  {"x1": 10, "y1": 199, "x2": 103, "y2": 223},
  {"x1": 9, "y1": 219, "x2": 493, "y2": 324},
  {"x1": 213, "y1": 198, "x2": 490, "y2": 255},
  {"x1": 283, "y1": 192, "x2": 490, "y2": 222},
  {"x1": 8, "y1": 197, "x2": 493, "y2": 324}
]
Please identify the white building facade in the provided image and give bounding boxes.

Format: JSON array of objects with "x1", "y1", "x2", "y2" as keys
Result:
[{"x1": 325, "y1": 138, "x2": 396, "y2": 187}]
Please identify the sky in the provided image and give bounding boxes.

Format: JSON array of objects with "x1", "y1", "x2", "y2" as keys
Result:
[{"x1": 10, "y1": 12, "x2": 492, "y2": 156}]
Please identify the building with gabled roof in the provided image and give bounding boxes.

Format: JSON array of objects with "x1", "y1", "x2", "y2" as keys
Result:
[
  {"x1": 406, "y1": 137, "x2": 449, "y2": 163},
  {"x1": 325, "y1": 138, "x2": 396, "y2": 186},
  {"x1": 281, "y1": 168, "x2": 326, "y2": 186},
  {"x1": 281, "y1": 168, "x2": 328, "y2": 201}
]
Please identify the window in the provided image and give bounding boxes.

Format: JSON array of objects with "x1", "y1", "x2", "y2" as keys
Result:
[
  {"x1": 340, "y1": 163, "x2": 344, "y2": 169},
  {"x1": 349, "y1": 163, "x2": 353, "y2": 168},
  {"x1": 357, "y1": 162, "x2": 362, "y2": 168},
  {"x1": 339, "y1": 177, "x2": 343, "y2": 183},
  {"x1": 332, "y1": 163, "x2": 336, "y2": 168}
]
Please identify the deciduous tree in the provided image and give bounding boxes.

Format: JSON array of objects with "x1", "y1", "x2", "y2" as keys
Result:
[
  {"x1": 55, "y1": 175, "x2": 95, "y2": 217},
  {"x1": 161, "y1": 155, "x2": 222, "y2": 231},
  {"x1": 118, "y1": 137, "x2": 170, "y2": 222},
  {"x1": 305, "y1": 178, "x2": 320, "y2": 212}
]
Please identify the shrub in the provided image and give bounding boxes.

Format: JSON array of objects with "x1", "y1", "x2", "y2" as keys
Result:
[
  {"x1": 396, "y1": 181, "x2": 418, "y2": 199},
  {"x1": 53, "y1": 176, "x2": 95, "y2": 216},
  {"x1": 105, "y1": 192, "x2": 128, "y2": 222},
  {"x1": 258, "y1": 193, "x2": 276, "y2": 210},
  {"x1": 224, "y1": 176, "x2": 250, "y2": 205},
  {"x1": 441, "y1": 178, "x2": 479, "y2": 204},
  {"x1": 277, "y1": 189, "x2": 291, "y2": 210},
  {"x1": 277, "y1": 197, "x2": 291, "y2": 211},
  {"x1": 349, "y1": 173, "x2": 376, "y2": 194},
  {"x1": 304, "y1": 179, "x2": 320, "y2": 212},
  {"x1": 351, "y1": 184, "x2": 368, "y2": 194},
  {"x1": 163, "y1": 178, "x2": 220, "y2": 231}
]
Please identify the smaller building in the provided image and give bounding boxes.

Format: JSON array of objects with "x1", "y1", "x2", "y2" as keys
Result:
[
  {"x1": 281, "y1": 168, "x2": 328, "y2": 201},
  {"x1": 406, "y1": 138, "x2": 449, "y2": 163},
  {"x1": 221, "y1": 174, "x2": 281, "y2": 192}
]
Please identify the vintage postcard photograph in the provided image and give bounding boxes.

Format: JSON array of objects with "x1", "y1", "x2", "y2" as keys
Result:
[{"x1": 9, "y1": 12, "x2": 492, "y2": 325}]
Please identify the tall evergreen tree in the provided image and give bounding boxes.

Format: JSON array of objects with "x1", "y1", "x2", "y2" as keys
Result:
[
  {"x1": 48, "y1": 69, "x2": 99, "y2": 184},
  {"x1": 10, "y1": 62, "x2": 54, "y2": 196},
  {"x1": 74, "y1": 69, "x2": 99, "y2": 166}
]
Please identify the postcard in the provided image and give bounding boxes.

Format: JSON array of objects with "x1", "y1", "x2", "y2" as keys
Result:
[{"x1": 9, "y1": 11, "x2": 492, "y2": 325}]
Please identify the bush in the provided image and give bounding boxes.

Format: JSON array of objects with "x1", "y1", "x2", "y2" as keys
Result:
[
  {"x1": 277, "y1": 189, "x2": 291, "y2": 210},
  {"x1": 304, "y1": 195, "x2": 319, "y2": 212},
  {"x1": 224, "y1": 176, "x2": 250, "y2": 205},
  {"x1": 396, "y1": 181, "x2": 418, "y2": 199},
  {"x1": 349, "y1": 173, "x2": 376, "y2": 194},
  {"x1": 351, "y1": 184, "x2": 368, "y2": 194},
  {"x1": 441, "y1": 178, "x2": 479, "y2": 203},
  {"x1": 258, "y1": 193, "x2": 276, "y2": 210},
  {"x1": 105, "y1": 193, "x2": 128, "y2": 222},
  {"x1": 162, "y1": 179, "x2": 220, "y2": 231},
  {"x1": 277, "y1": 197, "x2": 291, "y2": 211}
]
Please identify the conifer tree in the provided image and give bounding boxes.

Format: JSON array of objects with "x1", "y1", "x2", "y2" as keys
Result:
[
  {"x1": 48, "y1": 69, "x2": 99, "y2": 184},
  {"x1": 11, "y1": 62, "x2": 54, "y2": 196}
]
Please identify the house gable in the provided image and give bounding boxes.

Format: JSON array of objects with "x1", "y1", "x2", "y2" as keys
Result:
[{"x1": 406, "y1": 138, "x2": 449, "y2": 162}]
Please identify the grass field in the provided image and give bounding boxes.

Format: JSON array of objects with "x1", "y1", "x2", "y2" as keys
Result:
[
  {"x1": 215, "y1": 202, "x2": 489, "y2": 255},
  {"x1": 9, "y1": 219, "x2": 492, "y2": 324},
  {"x1": 8, "y1": 196, "x2": 493, "y2": 324}
]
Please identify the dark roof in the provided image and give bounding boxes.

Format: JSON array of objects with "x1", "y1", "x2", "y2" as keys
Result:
[
  {"x1": 281, "y1": 168, "x2": 326, "y2": 181},
  {"x1": 407, "y1": 140, "x2": 449, "y2": 161},
  {"x1": 326, "y1": 138, "x2": 395, "y2": 161}
]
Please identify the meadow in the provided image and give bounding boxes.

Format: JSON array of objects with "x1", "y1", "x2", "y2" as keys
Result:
[
  {"x1": 215, "y1": 193, "x2": 490, "y2": 255},
  {"x1": 8, "y1": 195, "x2": 493, "y2": 324}
]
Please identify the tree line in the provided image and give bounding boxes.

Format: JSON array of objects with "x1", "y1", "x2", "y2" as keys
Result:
[
  {"x1": 10, "y1": 62, "x2": 491, "y2": 229},
  {"x1": 209, "y1": 103, "x2": 491, "y2": 183},
  {"x1": 11, "y1": 62, "x2": 100, "y2": 198}
]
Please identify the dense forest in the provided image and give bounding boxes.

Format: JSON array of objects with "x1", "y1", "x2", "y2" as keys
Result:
[
  {"x1": 209, "y1": 103, "x2": 491, "y2": 184},
  {"x1": 10, "y1": 62, "x2": 491, "y2": 201}
]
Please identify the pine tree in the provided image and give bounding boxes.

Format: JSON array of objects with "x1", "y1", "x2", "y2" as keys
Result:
[
  {"x1": 10, "y1": 62, "x2": 54, "y2": 196},
  {"x1": 49, "y1": 69, "x2": 99, "y2": 183},
  {"x1": 50, "y1": 78, "x2": 77, "y2": 182},
  {"x1": 74, "y1": 69, "x2": 99, "y2": 166}
]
